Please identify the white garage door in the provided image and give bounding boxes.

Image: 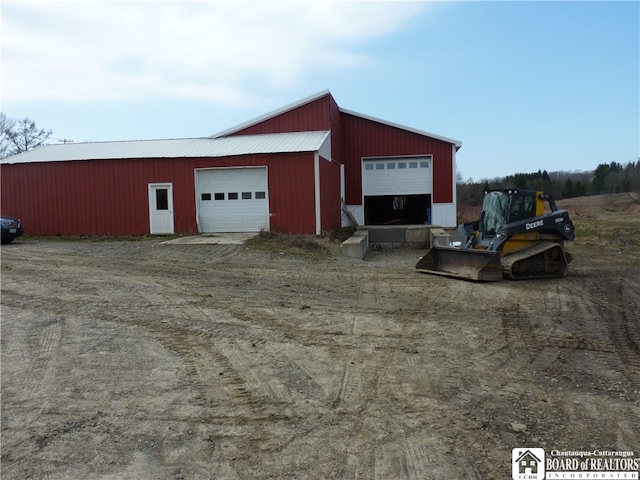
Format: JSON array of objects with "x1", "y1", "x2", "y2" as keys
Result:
[
  {"x1": 362, "y1": 157, "x2": 432, "y2": 196},
  {"x1": 196, "y1": 167, "x2": 269, "y2": 233}
]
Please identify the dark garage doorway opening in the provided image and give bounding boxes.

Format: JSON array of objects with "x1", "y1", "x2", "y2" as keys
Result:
[{"x1": 364, "y1": 194, "x2": 432, "y2": 225}]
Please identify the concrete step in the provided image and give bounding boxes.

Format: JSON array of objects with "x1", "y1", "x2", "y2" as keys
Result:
[
  {"x1": 341, "y1": 225, "x2": 451, "y2": 259},
  {"x1": 340, "y1": 230, "x2": 369, "y2": 259}
]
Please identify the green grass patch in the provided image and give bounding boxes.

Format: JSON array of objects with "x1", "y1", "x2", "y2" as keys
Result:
[{"x1": 572, "y1": 210, "x2": 640, "y2": 251}]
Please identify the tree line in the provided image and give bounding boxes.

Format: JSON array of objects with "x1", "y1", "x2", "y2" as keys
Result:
[{"x1": 458, "y1": 161, "x2": 640, "y2": 207}]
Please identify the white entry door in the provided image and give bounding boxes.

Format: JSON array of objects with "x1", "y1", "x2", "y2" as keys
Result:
[{"x1": 148, "y1": 183, "x2": 174, "y2": 234}]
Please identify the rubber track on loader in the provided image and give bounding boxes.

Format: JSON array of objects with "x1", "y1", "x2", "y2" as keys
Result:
[{"x1": 501, "y1": 241, "x2": 569, "y2": 280}]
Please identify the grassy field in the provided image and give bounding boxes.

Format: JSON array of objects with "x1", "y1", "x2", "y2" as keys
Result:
[{"x1": 557, "y1": 192, "x2": 640, "y2": 250}]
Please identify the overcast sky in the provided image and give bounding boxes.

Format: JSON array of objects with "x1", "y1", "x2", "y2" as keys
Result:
[{"x1": 2, "y1": 1, "x2": 638, "y2": 181}]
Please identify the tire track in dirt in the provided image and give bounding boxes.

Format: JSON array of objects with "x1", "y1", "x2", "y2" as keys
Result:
[
  {"x1": 114, "y1": 282, "x2": 321, "y2": 419},
  {"x1": 48, "y1": 269, "x2": 286, "y2": 467},
  {"x1": 590, "y1": 277, "x2": 640, "y2": 385},
  {"x1": 1, "y1": 312, "x2": 90, "y2": 471},
  {"x1": 501, "y1": 278, "x2": 633, "y2": 365},
  {"x1": 103, "y1": 295, "x2": 283, "y2": 477},
  {"x1": 334, "y1": 268, "x2": 459, "y2": 479},
  {"x1": 335, "y1": 268, "x2": 395, "y2": 477},
  {"x1": 114, "y1": 293, "x2": 262, "y2": 413},
  {"x1": 333, "y1": 272, "x2": 381, "y2": 409},
  {"x1": 542, "y1": 277, "x2": 640, "y2": 387},
  {"x1": 499, "y1": 276, "x2": 640, "y2": 446},
  {"x1": 501, "y1": 303, "x2": 537, "y2": 363},
  {"x1": 538, "y1": 281, "x2": 618, "y2": 353},
  {"x1": 205, "y1": 303, "x2": 343, "y2": 406},
  {"x1": 334, "y1": 360, "x2": 364, "y2": 407},
  {"x1": 23, "y1": 317, "x2": 66, "y2": 397},
  {"x1": 374, "y1": 429, "x2": 484, "y2": 480}
]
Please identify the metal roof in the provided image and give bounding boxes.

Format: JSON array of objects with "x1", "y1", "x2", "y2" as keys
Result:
[
  {"x1": 210, "y1": 89, "x2": 462, "y2": 149},
  {"x1": 2, "y1": 130, "x2": 331, "y2": 164}
]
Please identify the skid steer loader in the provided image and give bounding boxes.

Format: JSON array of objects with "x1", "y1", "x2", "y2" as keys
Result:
[{"x1": 416, "y1": 189, "x2": 575, "y2": 281}]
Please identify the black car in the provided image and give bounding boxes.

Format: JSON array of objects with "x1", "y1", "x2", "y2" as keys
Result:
[{"x1": 1, "y1": 215, "x2": 24, "y2": 244}]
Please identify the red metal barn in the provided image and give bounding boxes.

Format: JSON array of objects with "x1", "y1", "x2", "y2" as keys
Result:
[
  {"x1": 213, "y1": 91, "x2": 461, "y2": 228},
  {"x1": 0, "y1": 91, "x2": 460, "y2": 237}
]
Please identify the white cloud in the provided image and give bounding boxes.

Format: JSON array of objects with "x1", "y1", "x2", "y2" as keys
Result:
[{"x1": 1, "y1": 1, "x2": 429, "y2": 104}]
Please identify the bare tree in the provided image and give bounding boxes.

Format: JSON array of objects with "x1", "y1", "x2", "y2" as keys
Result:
[
  {"x1": 3, "y1": 116, "x2": 53, "y2": 156},
  {"x1": 0, "y1": 112, "x2": 17, "y2": 159}
]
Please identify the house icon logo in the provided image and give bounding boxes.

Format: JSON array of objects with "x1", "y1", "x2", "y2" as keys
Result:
[{"x1": 512, "y1": 448, "x2": 545, "y2": 480}]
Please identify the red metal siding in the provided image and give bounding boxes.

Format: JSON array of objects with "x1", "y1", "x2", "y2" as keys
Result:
[
  {"x1": 229, "y1": 95, "x2": 332, "y2": 136},
  {"x1": 0, "y1": 152, "x2": 318, "y2": 236},
  {"x1": 230, "y1": 93, "x2": 341, "y2": 164},
  {"x1": 257, "y1": 154, "x2": 316, "y2": 234},
  {"x1": 340, "y1": 112, "x2": 454, "y2": 204},
  {"x1": 0, "y1": 93, "x2": 458, "y2": 236},
  {"x1": 319, "y1": 156, "x2": 341, "y2": 232},
  {"x1": 329, "y1": 95, "x2": 341, "y2": 164},
  {"x1": 221, "y1": 92, "x2": 455, "y2": 205}
]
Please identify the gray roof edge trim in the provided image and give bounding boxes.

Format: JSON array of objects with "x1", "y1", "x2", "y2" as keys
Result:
[
  {"x1": 318, "y1": 131, "x2": 332, "y2": 161},
  {"x1": 209, "y1": 89, "x2": 332, "y2": 139},
  {"x1": 0, "y1": 138, "x2": 206, "y2": 162},
  {"x1": 49, "y1": 136, "x2": 208, "y2": 146},
  {"x1": 339, "y1": 107, "x2": 462, "y2": 148},
  {"x1": 3, "y1": 156, "x2": 153, "y2": 165},
  {"x1": 0, "y1": 131, "x2": 331, "y2": 165}
]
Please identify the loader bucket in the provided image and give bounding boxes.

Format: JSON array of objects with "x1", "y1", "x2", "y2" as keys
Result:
[{"x1": 416, "y1": 246, "x2": 503, "y2": 282}]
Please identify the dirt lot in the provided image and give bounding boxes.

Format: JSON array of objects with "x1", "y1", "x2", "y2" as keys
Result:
[{"x1": 2, "y1": 194, "x2": 639, "y2": 479}]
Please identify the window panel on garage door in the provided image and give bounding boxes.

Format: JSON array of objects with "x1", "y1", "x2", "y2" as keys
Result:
[
  {"x1": 362, "y1": 157, "x2": 432, "y2": 196},
  {"x1": 196, "y1": 167, "x2": 269, "y2": 233}
]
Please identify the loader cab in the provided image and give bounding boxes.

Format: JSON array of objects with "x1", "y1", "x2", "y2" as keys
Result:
[
  {"x1": 479, "y1": 190, "x2": 508, "y2": 237},
  {"x1": 479, "y1": 190, "x2": 538, "y2": 237}
]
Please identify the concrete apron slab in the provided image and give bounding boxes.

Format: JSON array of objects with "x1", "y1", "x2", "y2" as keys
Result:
[{"x1": 161, "y1": 233, "x2": 258, "y2": 245}]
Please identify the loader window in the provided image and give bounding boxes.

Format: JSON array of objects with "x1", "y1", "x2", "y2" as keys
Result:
[
  {"x1": 480, "y1": 191, "x2": 508, "y2": 236},
  {"x1": 509, "y1": 193, "x2": 536, "y2": 222},
  {"x1": 524, "y1": 194, "x2": 535, "y2": 217},
  {"x1": 510, "y1": 196, "x2": 525, "y2": 221}
]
